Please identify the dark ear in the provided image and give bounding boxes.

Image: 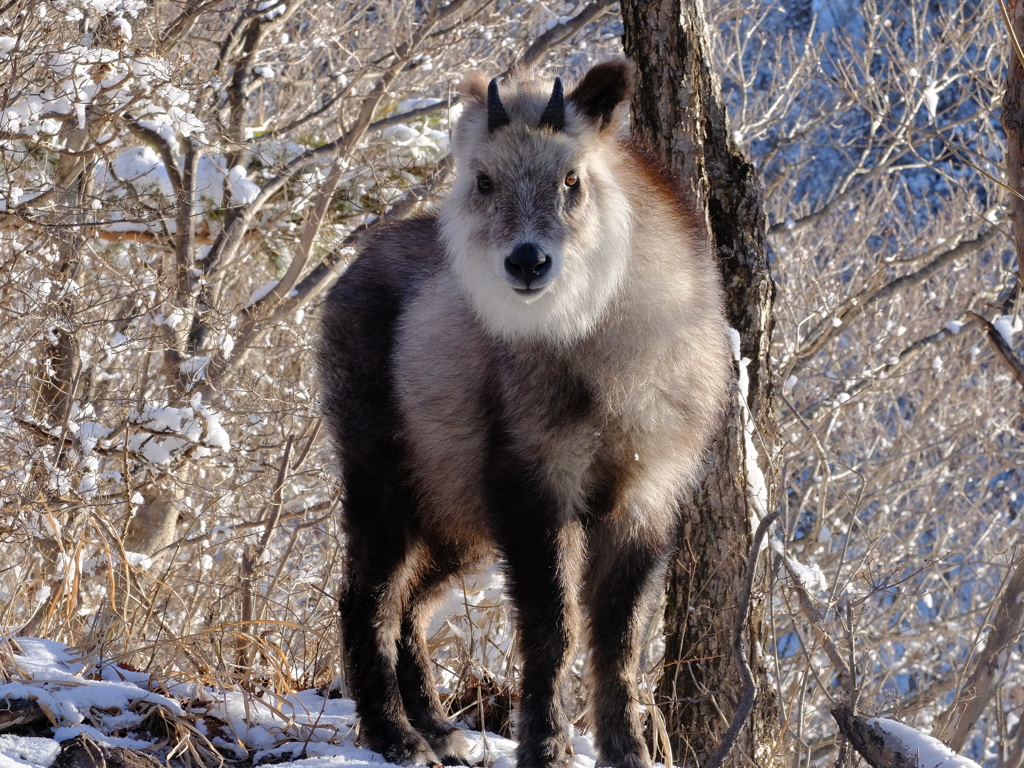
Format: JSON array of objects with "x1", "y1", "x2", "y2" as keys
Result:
[{"x1": 568, "y1": 59, "x2": 635, "y2": 130}]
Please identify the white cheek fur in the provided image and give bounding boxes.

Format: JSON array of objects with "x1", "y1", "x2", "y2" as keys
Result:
[{"x1": 440, "y1": 167, "x2": 633, "y2": 344}]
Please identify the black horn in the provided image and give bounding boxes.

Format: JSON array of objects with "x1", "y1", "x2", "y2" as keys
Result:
[
  {"x1": 488, "y1": 78, "x2": 511, "y2": 134},
  {"x1": 538, "y1": 77, "x2": 564, "y2": 132}
]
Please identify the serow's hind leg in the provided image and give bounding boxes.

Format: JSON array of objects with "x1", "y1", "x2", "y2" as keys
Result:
[
  {"x1": 582, "y1": 516, "x2": 674, "y2": 768},
  {"x1": 395, "y1": 549, "x2": 473, "y2": 766},
  {"x1": 341, "y1": 478, "x2": 441, "y2": 766}
]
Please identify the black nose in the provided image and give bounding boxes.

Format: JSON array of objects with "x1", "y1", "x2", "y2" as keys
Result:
[{"x1": 504, "y1": 243, "x2": 551, "y2": 287}]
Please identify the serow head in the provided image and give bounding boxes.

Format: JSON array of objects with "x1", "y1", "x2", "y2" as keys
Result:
[{"x1": 441, "y1": 59, "x2": 636, "y2": 342}]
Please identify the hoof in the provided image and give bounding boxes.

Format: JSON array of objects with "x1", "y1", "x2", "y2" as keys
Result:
[
  {"x1": 361, "y1": 726, "x2": 442, "y2": 767},
  {"x1": 595, "y1": 755, "x2": 650, "y2": 768},
  {"x1": 595, "y1": 741, "x2": 651, "y2": 768},
  {"x1": 515, "y1": 736, "x2": 574, "y2": 768},
  {"x1": 384, "y1": 741, "x2": 442, "y2": 767},
  {"x1": 432, "y1": 728, "x2": 473, "y2": 766}
]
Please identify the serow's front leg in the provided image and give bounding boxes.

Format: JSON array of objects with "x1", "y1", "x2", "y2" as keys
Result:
[
  {"x1": 583, "y1": 517, "x2": 674, "y2": 768},
  {"x1": 486, "y1": 450, "x2": 583, "y2": 768}
]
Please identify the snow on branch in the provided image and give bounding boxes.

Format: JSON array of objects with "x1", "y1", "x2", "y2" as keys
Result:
[{"x1": 832, "y1": 707, "x2": 981, "y2": 768}]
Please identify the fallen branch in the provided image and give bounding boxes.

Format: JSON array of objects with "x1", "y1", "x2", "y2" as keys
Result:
[
  {"x1": 53, "y1": 733, "x2": 163, "y2": 768},
  {"x1": 0, "y1": 698, "x2": 48, "y2": 734}
]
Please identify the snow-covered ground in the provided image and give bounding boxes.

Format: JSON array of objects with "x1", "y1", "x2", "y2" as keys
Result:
[
  {"x1": 1, "y1": 638, "x2": 984, "y2": 768},
  {"x1": 0, "y1": 638, "x2": 601, "y2": 768}
]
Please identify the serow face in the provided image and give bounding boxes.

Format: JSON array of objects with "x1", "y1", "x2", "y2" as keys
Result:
[{"x1": 467, "y1": 141, "x2": 587, "y2": 302}]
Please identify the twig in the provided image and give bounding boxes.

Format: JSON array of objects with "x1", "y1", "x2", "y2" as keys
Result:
[
  {"x1": 150, "y1": 505, "x2": 334, "y2": 558},
  {"x1": 702, "y1": 511, "x2": 779, "y2": 768},
  {"x1": 237, "y1": 435, "x2": 294, "y2": 671},
  {"x1": 291, "y1": 419, "x2": 322, "y2": 471},
  {"x1": 259, "y1": 435, "x2": 294, "y2": 555}
]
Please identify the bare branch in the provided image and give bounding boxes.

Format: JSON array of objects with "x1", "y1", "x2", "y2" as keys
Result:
[
  {"x1": 783, "y1": 226, "x2": 1002, "y2": 379},
  {"x1": 156, "y1": 0, "x2": 224, "y2": 55},
  {"x1": 934, "y1": 551, "x2": 1024, "y2": 751},
  {"x1": 783, "y1": 316, "x2": 980, "y2": 430},
  {"x1": 779, "y1": 549, "x2": 854, "y2": 695},
  {"x1": 125, "y1": 118, "x2": 183, "y2": 196},
  {"x1": 205, "y1": 155, "x2": 452, "y2": 385},
  {"x1": 519, "y1": 0, "x2": 618, "y2": 66},
  {"x1": 346, "y1": 0, "x2": 619, "y2": 138},
  {"x1": 831, "y1": 707, "x2": 919, "y2": 768},
  {"x1": 966, "y1": 310, "x2": 1024, "y2": 390},
  {"x1": 201, "y1": 0, "x2": 469, "y2": 285}
]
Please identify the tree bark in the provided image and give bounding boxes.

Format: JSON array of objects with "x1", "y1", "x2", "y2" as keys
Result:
[
  {"x1": 622, "y1": 2, "x2": 778, "y2": 766},
  {"x1": 1000, "y1": 1, "x2": 1024, "y2": 295}
]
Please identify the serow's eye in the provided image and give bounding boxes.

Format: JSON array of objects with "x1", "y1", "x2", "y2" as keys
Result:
[
  {"x1": 477, "y1": 174, "x2": 493, "y2": 194},
  {"x1": 564, "y1": 171, "x2": 579, "y2": 188}
]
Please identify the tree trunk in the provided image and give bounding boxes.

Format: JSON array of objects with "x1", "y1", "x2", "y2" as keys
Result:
[
  {"x1": 1001, "y1": 6, "x2": 1024, "y2": 295},
  {"x1": 621, "y1": 3, "x2": 779, "y2": 766}
]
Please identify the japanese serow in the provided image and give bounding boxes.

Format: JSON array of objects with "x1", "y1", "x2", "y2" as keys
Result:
[{"x1": 318, "y1": 59, "x2": 732, "y2": 768}]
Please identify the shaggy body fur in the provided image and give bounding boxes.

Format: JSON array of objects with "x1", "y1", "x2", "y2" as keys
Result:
[{"x1": 319, "y1": 60, "x2": 732, "y2": 768}]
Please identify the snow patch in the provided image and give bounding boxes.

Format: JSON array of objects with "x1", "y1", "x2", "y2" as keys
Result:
[
  {"x1": 994, "y1": 315, "x2": 1021, "y2": 346},
  {"x1": 771, "y1": 540, "x2": 828, "y2": 592},
  {"x1": 249, "y1": 280, "x2": 279, "y2": 305},
  {"x1": 111, "y1": 18, "x2": 132, "y2": 41},
  {"x1": 0, "y1": 735, "x2": 61, "y2": 768},
  {"x1": 728, "y1": 326, "x2": 768, "y2": 541},
  {"x1": 227, "y1": 166, "x2": 260, "y2": 205}
]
